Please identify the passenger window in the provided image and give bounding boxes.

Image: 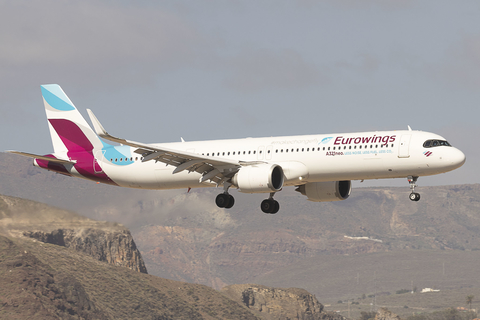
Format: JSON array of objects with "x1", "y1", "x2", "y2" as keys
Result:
[
  {"x1": 233, "y1": 152, "x2": 235, "y2": 155},
  {"x1": 307, "y1": 148, "x2": 309, "y2": 151}
]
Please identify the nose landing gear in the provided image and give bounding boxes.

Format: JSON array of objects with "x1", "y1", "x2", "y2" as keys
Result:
[{"x1": 408, "y1": 176, "x2": 421, "y2": 201}]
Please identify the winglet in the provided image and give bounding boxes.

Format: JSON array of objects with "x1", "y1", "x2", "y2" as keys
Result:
[
  {"x1": 86, "y1": 109, "x2": 128, "y2": 145},
  {"x1": 86, "y1": 109, "x2": 108, "y2": 137}
]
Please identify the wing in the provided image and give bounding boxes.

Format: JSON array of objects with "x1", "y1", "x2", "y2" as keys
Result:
[
  {"x1": 87, "y1": 109, "x2": 245, "y2": 185},
  {"x1": 7, "y1": 151, "x2": 76, "y2": 165}
]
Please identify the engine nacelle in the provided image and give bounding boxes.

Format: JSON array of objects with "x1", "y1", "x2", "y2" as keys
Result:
[
  {"x1": 296, "y1": 181, "x2": 351, "y2": 202},
  {"x1": 232, "y1": 164, "x2": 284, "y2": 193}
]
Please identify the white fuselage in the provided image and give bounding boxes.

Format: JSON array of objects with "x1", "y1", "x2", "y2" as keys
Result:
[{"x1": 90, "y1": 130, "x2": 465, "y2": 191}]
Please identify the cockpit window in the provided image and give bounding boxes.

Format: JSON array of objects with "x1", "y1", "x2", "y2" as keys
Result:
[{"x1": 423, "y1": 140, "x2": 451, "y2": 148}]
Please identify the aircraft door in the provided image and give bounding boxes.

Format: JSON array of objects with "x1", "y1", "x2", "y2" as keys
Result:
[{"x1": 398, "y1": 135, "x2": 411, "y2": 158}]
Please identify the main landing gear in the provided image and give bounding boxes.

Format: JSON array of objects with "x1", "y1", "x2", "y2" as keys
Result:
[
  {"x1": 215, "y1": 193, "x2": 235, "y2": 208},
  {"x1": 408, "y1": 176, "x2": 421, "y2": 202},
  {"x1": 215, "y1": 186, "x2": 280, "y2": 214},
  {"x1": 215, "y1": 183, "x2": 235, "y2": 209},
  {"x1": 261, "y1": 193, "x2": 280, "y2": 214}
]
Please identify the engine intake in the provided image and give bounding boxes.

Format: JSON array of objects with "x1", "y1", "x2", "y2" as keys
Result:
[
  {"x1": 232, "y1": 164, "x2": 284, "y2": 193},
  {"x1": 296, "y1": 181, "x2": 351, "y2": 202}
]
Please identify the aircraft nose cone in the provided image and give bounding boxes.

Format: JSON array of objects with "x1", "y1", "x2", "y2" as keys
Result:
[{"x1": 451, "y1": 148, "x2": 466, "y2": 169}]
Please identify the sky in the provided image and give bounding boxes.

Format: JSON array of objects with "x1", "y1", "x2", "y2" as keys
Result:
[{"x1": 1, "y1": 0, "x2": 479, "y2": 188}]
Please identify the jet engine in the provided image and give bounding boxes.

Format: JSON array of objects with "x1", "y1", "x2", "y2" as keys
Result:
[
  {"x1": 232, "y1": 164, "x2": 284, "y2": 193},
  {"x1": 295, "y1": 180, "x2": 351, "y2": 202}
]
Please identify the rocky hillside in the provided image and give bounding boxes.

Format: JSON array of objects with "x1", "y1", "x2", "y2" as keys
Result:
[
  {"x1": 0, "y1": 194, "x2": 146, "y2": 274},
  {"x1": 0, "y1": 193, "x2": 343, "y2": 319},
  {"x1": 222, "y1": 284, "x2": 346, "y2": 320},
  {"x1": 0, "y1": 235, "x2": 259, "y2": 319},
  {"x1": 24, "y1": 228, "x2": 147, "y2": 273},
  {"x1": 132, "y1": 184, "x2": 480, "y2": 299}
]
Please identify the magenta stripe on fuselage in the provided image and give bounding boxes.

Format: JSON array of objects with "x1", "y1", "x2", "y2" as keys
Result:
[{"x1": 48, "y1": 119, "x2": 117, "y2": 186}]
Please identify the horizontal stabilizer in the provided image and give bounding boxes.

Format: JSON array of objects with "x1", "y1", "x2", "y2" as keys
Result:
[{"x1": 7, "y1": 151, "x2": 76, "y2": 164}]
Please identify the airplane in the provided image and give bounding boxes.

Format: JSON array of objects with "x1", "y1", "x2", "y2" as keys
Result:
[{"x1": 8, "y1": 84, "x2": 466, "y2": 214}]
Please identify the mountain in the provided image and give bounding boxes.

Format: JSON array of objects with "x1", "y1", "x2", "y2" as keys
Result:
[
  {"x1": 1, "y1": 152, "x2": 480, "y2": 307},
  {"x1": 0, "y1": 193, "x2": 344, "y2": 319}
]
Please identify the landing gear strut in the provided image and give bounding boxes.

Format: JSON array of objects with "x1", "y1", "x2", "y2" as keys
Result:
[
  {"x1": 215, "y1": 183, "x2": 235, "y2": 209},
  {"x1": 261, "y1": 193, "x2": 280, "y2": 214},
  {"x1": 408, "y1": 176, "x2": 420, "y2": 202}
]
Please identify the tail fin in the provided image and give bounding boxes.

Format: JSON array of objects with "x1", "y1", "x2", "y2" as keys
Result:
[{"x1": 41, "y1": 84, "x2": 105, "y2": 155}]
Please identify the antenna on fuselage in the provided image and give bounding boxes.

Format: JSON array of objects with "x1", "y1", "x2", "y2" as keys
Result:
[{"x1": 407, "y1": 125, "x2": 412, "y2": 131}]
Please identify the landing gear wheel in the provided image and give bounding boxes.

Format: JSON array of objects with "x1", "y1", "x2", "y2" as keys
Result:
[
  {"x1": 409, "y1": 192, "x2": 420, "y2": 202},
  {"x1": 216, "y1": 193, "x2": 235, "y2": 208},
  {"x1": 407, "y1": 176, "x2": 421, "y2": 202},
  {"x1": 225, "y1": 194, "x2": 235, "y2": 208},
  {"x1": 261, "y1": 199, "x2": 279, "y2": 214},
  {"x1": 272, "y1": 200, "x2": 280, "y2": 214}
]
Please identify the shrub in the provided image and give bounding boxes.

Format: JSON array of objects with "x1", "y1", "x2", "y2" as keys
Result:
[{"x1": 396, "y1": 289, "x2": 410, "y2": 294}]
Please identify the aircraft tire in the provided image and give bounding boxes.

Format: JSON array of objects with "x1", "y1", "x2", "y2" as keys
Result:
[
  {"x1": 225, "y1": 194, "x2": 235, "y2": 209},
  {"x1": 271, "y1": 200, "x2": 280, "y2": 214},
  {"x1": 216, "y1": 194, "x2": 229, "y2": 208},
  {"x1": 261, "y1": 199, "x2": 277, "y2": 214},
  {"x1": 409, "y1": 192, "x2": 421, "y2": 201}
]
